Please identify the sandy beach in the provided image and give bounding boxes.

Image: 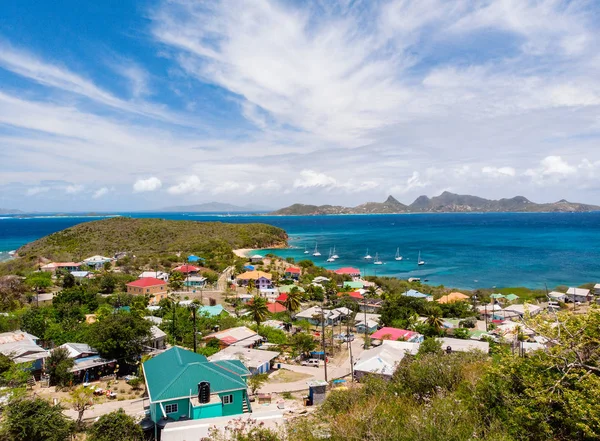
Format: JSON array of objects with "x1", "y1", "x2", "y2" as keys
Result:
[{"x1": 233, "y1": 248, "x2": 254, "y2": 258}]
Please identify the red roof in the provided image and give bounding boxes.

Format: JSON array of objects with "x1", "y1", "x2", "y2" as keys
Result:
[
  {"x1": 334, "y1": 267, "x2": 361, "y2": 275},
  {"x1": 174, "y1": 265, "x2": 200, "y2": 274},
  {"x1": 267, "y1": 303, "x2": 287, "y2": 313},
  {"x1": 371, "y1": 327, "x2": 417, "y2": 341},
  {"x1": 275, "y1": 293, "x2": 288, "y2": 303},
  {"x1": 337, "y1": 291, "x2": 363, "y2": 299},
  {"x1": 285, "y1": 267, "x2": 301, "y2": 274},
  {"x1": 127, "y1": 277, "x2": 167, "y2": 288}
]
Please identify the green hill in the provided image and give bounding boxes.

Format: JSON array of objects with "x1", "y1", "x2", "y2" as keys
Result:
[{"x1": 15, "y1": 217, "x2": 288, "y2": 262}]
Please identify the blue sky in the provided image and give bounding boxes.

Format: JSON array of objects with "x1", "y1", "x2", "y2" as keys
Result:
[{"x1": 1, "y1": 0, "x2": 600, "y2": 212}]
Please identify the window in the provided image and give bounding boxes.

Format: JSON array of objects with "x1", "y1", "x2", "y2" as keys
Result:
[
  {"x1": 222, "y1": 394, "x2": 233, "y2": 404},
  {"x1": 165, "y1": 403, "x2": 178, "y2": 414}
]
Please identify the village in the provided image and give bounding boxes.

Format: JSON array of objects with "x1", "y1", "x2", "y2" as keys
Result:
[{"x1": 1, "y1": 249, "x2": 599, "y2": 440}]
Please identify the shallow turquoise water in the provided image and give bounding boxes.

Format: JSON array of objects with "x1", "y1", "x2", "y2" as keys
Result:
[{"x1": 1, "y1": 212, "x2": 599, "y2": 289}]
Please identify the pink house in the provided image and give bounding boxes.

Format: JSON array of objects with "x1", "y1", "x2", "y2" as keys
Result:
[{"x1": 370, "y1": 327, "x2": 423, "y2": 343}]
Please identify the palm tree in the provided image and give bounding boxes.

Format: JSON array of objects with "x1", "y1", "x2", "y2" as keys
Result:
[
  {"x1": 366, "y1": 286, "x2": 377, "y2": 298},
  {"x1": 426, "y1": 314, "x2": 444, "y2": 334},
  {"x1": 284, "y1": 287, "x2": 302, "y2": 316},
  {"x1": 406, "y1": 313, "x2": 420, "y2": 331},
  {"x1": 246, "y1": 279, "x2": 255, "y2": 294},
  {"x1": 247, "y1": 295, "x2": 268, "y2": 328}
]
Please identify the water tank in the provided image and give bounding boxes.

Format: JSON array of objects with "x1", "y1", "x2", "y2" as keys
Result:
[
  {"x1": 198, "y1": 381, "x2": 210, "y2": 403},
  {"x1": 446, "y1": 346, "x2": 452, "y2": 354}
]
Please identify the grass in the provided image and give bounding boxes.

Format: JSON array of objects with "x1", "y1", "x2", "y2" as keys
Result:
[
  {"x1": 267, "y1": 369, "x2": 312, "y2": 384},
  {"x1": 495, "y1": 287, "x2": 546, "y2": 302}
]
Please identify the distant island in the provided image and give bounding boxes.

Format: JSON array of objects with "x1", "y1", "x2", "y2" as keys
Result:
[
  {"x1": 158, "y1": 202, "x2": 272, "y2": 212},
  {"x1": 271, "y1": 192, "x2": 600, "y2": 215},
  {"x1": 0, "y1": 208, "x2": 23, "y2": 215}
]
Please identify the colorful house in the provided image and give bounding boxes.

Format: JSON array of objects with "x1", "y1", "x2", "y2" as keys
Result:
[
  {"x1": 174, "y1": 265, "x2": 201, "y2": 275},
  {"x1": 284, "y1": 267, "x2": 301, "y2": 279},
  {"x1": 143, "y1": 347, "x2": 251, "y2": 425},
  {"x1": 126, "y1": 278, "x2": 168, "y2": 304},
  {"x1": 236, "y1": 271, "x2": 273, "y2": 290},
  {"x1": 334, "y1": 267, "x2": 361, "y2": 277},
  {"x1": 370, "y1": 327, "x2": 423, "y2": 343},
  {"x1": 436, "y1": 292, "x2": 470, "y2": 304},
  {"x1": 41, "y1": 262, "x2": 82, "y2": 273}
]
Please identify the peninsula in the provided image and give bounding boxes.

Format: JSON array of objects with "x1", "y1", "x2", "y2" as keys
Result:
[{"x1": 271, "y1": 192, "x2": 600, "y2": 215}]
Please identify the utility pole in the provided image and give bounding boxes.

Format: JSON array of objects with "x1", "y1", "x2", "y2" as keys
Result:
[
  {"x1": 192, "y1": 306, "x2": 197, "y2": 353},
  {"x1": 321, "y1": 303, "x2": 328, "y2": 382},
  {"x1": 363, "y1": 302, "x2": 368, "y2": 349},
  {"x1": 172, "y1": 301, "x2": 176, "y2": 346}
]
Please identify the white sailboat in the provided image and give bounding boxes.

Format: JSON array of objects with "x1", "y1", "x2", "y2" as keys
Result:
[
  {"x1": 327, "y1": 248, "x2": 335, "y2": 262},
  {"x1": 418, "y1": 251, "x2": 425, "y2": 266},
  {"x1": 303, "y1": 245, "x2": 309, "y2": 254},
  {"x1": 364, "y1": 248, "x2": 372, "y2": 260},
  {"x1": 331, "y1": 246, "x2": 339, "y2": 260},
  {"x1": 312, "y1": 243, "x2": 321, "y2": 257},
  {"x1": 374, "y1": 253, "x2": 383, "y2": 265},
  {"x1": 395, "y1": 247, "x2": 403, "y2": 261}
]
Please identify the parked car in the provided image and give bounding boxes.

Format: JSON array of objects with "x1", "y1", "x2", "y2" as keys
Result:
[
  {"x1": 301, "y1": 359, "x2": 321, "y2": 367},
  {"x1": 334, "y1": 333, "x2": 355, "y2": 342}
]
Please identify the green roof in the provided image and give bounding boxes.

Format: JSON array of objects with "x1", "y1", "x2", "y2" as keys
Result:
[
  {"x1": 490, "y1": 293, "x2": 505, "y2": 299},
  {"x1": 504, "y1": 294, "x2": 519, "y2": 301},
  {"x1": 278, "y1": 285, "x2": 305, "y2": 293},
  {"x1": 198, "y1": 304, "x2": 227, "y2": 317},
  {"x1": 143, "y1": 347, "x2": 249, "y2": 403},
  {"x1": 343, "y1": 281, "x2": 363, "y2": 289}
]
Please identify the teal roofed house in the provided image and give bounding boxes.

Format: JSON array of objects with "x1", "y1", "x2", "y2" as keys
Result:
[{"x1": 143, "y1": 347, "x2": 251, "y2": 425}]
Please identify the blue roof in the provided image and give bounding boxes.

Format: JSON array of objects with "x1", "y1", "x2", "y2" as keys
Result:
[
  {"x1": 198, "y1": 304, "x2": 227, "y2": 317},
  {"x1": 188, "y1": 255, "x2": 204, "y2": 262},
  {"x1": 244, "y1": 265, "x2": 255, "y2": 270},
  {"x1": 403, "y1": 289, "x2": 430, "y2": 298}
]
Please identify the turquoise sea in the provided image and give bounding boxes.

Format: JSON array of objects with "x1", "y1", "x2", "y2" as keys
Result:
[{"x1": 1, "y1": 212, "x2": 599, "y2": 290}]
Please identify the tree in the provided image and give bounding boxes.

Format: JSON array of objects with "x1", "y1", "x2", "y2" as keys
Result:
[
  {"x1": 100, "y1": 274, "x2": 116, "y2": 294},
  {"x1": 425, "y1": 314, "x2": 444, "y2": 334},
  {"x1": 2, "y1": 397, "x2": 75, "y2": 441},
  {"x1": 247, "y1": 295, "x2": 268, "y2": 328},
  {"x1": 452, "y1": 328, "x2": 470, "y2": 339},
  {"x1": 169, "y1": 270, "x2": 185, "y2": 292},
  {"x1": 21, "y1": 306, "x2": 50, "y2": 338},
  {"x1": 103, "y1": 261, "x2": 112, "y2": 272},
  {"x1": 68, "y1": 385, "x2": 97, "y2": 425},
  {"x1": 290, "y1": 332, "x2": 316, "y2": 357},
  {"x1": 0, "y1": 275, "x2": 26, "y2": 310},
  {"x1": 26, "y1": 272, "x2": 52, "y2": 294},
  {"x1": 247, "y1": 373, "x2": 269, "y2": 395},
  {"x1": 284, "y1": 287, "x2": 302, "y2": 315},
  {"x1": 87, "y1": 408, "x2": 144, "y2": 441},
  {"x1": 247, "y1": 279, "x2": 256, "y2": 294},
  {"x1": 62, "y1": 273, "x2": 76, "y2": 289},
  {"x1": 86, "y1": 312, "x2": 152, "y2": 361},
  {"x1": 417, "y1": 337, "x2": 442, "y2": 357},
  {"x1": 45, "y1": 347, "x2": 74, "y2": 387}
]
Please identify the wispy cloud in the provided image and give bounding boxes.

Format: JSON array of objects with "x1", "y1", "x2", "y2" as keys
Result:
[
  {"x1": 133, "y1": 177, "x2": 162, "y2": 193},
  {"x1": 93, "y1": 187, "x2": 110, "y2": 199}
]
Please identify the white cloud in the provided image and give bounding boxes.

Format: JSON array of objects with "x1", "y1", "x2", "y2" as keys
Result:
[
  {"x1": 65, "y1": 184, "x2": 84, "y2": 194},
  {"x1": 293, "y1": 170, "x2": 338, "y2": 189},
  {"x1": 390, "y1": 171, "x2": 429, "y2": 195},
  {"x1": 482, "y1": 166, "x2": 517, "y2": 178},
  {"x1": 167, "y1": 175, "x2": 205, "y2": 195},
  {"x1": 133, "y1": 177, "x2": 162, "y2": 193},
  {"x1": 93, "y1": 187, "x2": 110, "y2": 199},
  {"x1": 26, "y1": 186, "x2": 50, "y2": 196}
]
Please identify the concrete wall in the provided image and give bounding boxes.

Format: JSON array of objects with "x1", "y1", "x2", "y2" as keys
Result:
[{"x1": 191, "y1": 401, "x2": 222, "y2": 420}]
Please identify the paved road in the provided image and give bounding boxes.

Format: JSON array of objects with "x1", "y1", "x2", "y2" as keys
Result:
[{"x1": 217, "y1": 266, "x2": 234, "y2": 291}]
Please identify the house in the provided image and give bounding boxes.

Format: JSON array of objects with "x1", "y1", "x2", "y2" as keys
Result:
[
  {"x1": 187, "y1": 255, "x2": 204, "y2": 263},
  {"x1": 284, "y1": 267, "x2": 301, "y2": 279},
  {"x1": 503, "y1": 304, "x2": 542, "y2": 318},
  {"x1": 236, "y1": 294, "x2": 253, "y2": 304},
  {"x1": 344, "y1": 281, "x2": 364, "y2": 290},
  {"x1": 236, "y1": 271, "x2": 273, "y2": 290},
  {"x1": 70, "y1": 271, "x2": 91, "y2": 279},
  {"x1": 41, "y1": 262, "x2": 82, "y2": 273},
  {"x1": 174, "y1": 265, "x2": 200, "y2": 275},
  {"x1": 370, "y1": 327, "x2": 423, "y2": 343},
  {"x1": 595, "y1": 284, "x2": 600, "y2": 296},
  {"x1": 295, "y1": 306, "x2": 351, "y2": 326},
  {"x1": 259, "y1": 288, "x2": 279, "y2": 302},
  {"x1": 267, "y1": 302, "x2": 287, "y2": 314},
  {"x1": 477, "y1": 304, "x2": 506, "y2": 321},
  {"x1": 184, "y1": 276, "x2": 207, "y2": 288},
  {"x1": 437, "y1": 292, "x2": 470, "y2": 304},
  {"x1": 208, "y1": 346, "x2": 280, "y2": 375},
  {"x1": 355, "y1": 320, "x2": 379, "y2": 334},
  {"x1": 198, "y1": 305, "x2": 227, "y2": 317},
  {"x1": 334, "y1": 267, "x2": 361, "y2": 277},
  {"x1": 548, "y1": 291, "x2": 567, "y2": 302},
  {"x1": 261, "y1": 320, "x2": 285, "y2": 330},
  {"x1": 58, "y1": 343, "x2": 97, "y2": 359},
  {"x1": 566, "y1": 287, "x2": 591, "y2": 303},
  {"x1": 203, "y1": 326, "x2": 263, "y2": 348},
  {"x1": 337, "y1": 291, "x2": 364, "y2": 300},
  {"x1": 139, "y1": 271, "x2": 169, "y2": 281},
  {"x1": 0, "y1": 331, "x2": 49, "y2": 373},
  {"x1": 402, "y1": 289, "x2": 433, "y2": 301},
  {"x1": 312, "y1": 276, "x2": 330, "y2": 284},
  {"x1": 249, "y1": 254, "x2": 264, "y2": 264},
  {"x1": 145, "y1": 316, "x2": 164, "y2": 326},
  {"x1": 439, "y1": 337, "x2": 489, "y2": 353},
  {"x1": 126, "y1": 278, "x2": 168, "y2": 304},
  {"x1": 278, "y1": 285, "x2": 305, "y2": 294},
  {"x1": 359, "y1": 298, "x2": 383, "y2": 313},
  {"x1": 504, "y1": 293, "x2": 519, "y2": 302},
  {"x1": 143, "y1": 347, "x2": 252, "y2": 426},
  {"x1": 353, "y1": 340, "x2": 420, "y2": 381},
  {"x1": 83, "y1": 255, "x2": 113, "y2": 269},
  {"x1": 149, "y1": 326, "x2": 167, "y2": 350}
]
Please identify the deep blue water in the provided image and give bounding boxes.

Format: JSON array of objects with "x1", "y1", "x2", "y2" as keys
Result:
[{"x1": 1, "y1": 212, "x2": 599, "y2": 290}]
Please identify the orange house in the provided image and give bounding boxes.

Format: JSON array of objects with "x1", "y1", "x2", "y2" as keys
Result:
[{"x1": 126, "y1": 277, "x2": 168, "y2": 303}]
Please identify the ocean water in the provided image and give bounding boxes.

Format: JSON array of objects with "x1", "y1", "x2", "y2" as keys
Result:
[{"x1": 1, "y1": 212, "x2": 599, "y2": 290}]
